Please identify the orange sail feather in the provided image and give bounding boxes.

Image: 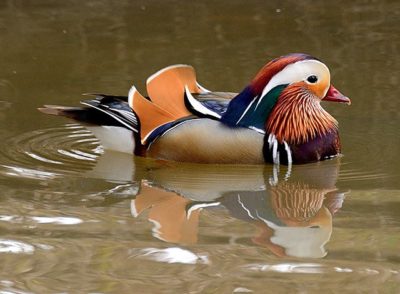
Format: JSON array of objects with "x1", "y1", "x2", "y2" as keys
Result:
[
  {"x1": 128, "y1": 86, "x2": 176, "y2": 143},
  {"x1": 146, "y1": 65, "x2": 201, "y2": 118}
]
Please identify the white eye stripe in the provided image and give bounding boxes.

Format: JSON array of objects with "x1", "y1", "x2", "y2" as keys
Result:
[{"x1": 259, "y1": 60, "x2": 330, "y2": 103}]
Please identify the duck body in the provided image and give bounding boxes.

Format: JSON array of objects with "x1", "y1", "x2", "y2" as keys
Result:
[
  {"x1": 39, "y1": 53, "x2": 350, "y2": 165},
  {"x1": 147, "y1": 118, "x2": 265, "y2": 164}
]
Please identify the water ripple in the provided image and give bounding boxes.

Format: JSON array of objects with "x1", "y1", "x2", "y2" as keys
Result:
[
  {"x1": 2, "y1": 165, "x2": 59, "y2": 180},
  {"x1": 0, "y1": 124, "x2": 101, "y2": 176},
  {"x1": 243, "y1": 262, "x2": 400, "y2": 276},
  {"x1": 338, "y1": 168, "x2": 389, "y2": 182},
  {"x1": 244, "y1": 263, "x2": 324, "y2": 274}
]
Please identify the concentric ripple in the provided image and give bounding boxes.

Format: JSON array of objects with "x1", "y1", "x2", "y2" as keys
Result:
[{"x1": 0, "y1": 124, "x2": 102, "y2": 176}]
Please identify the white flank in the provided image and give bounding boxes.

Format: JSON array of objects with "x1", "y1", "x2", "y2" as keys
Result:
[
  {"x1": 256, "y1": 60, "x2": 330, "y2": 109},
  {"x1": 86, "y1": 126, "x2": 135, "y2": 154},
  {"x1": 184, "y1": 86, "x2": 221, "y2": 119}
]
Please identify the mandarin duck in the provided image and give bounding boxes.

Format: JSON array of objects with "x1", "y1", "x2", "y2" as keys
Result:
[{"x1": 39, "y1": 53, "x2": 350, "y2": 165}]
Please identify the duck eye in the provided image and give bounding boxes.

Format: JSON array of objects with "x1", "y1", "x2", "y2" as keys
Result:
[{"x1": 307, "y1": 75, "x2": 318, "y2": 83}]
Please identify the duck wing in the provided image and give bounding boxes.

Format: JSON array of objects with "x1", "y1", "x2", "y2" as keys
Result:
[
  {"x1": 186, "y1": 91, "x2": 236, "y2": 119},
  {"x1": 80, "y1": 94, "x2": 138, "y2": 132}
]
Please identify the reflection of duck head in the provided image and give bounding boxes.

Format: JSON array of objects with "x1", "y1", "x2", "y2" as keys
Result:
[
  {"x1": 222, "y1": 161, "x2": 342, "y2": 258},
  {"x1": 86, "y1": 150, "x2": 345, "y2": 258},
  {"x1": 252, "y1": 206, "x2": 332, "y2": 258}
]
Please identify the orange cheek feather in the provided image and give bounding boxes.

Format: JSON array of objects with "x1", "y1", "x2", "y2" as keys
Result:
[
  {"x1": 307, "y1": 76, "x2": 329, "y2": 99},
  {"x1": 289, "y1": 81, "x2": 321, "y2": 97}
]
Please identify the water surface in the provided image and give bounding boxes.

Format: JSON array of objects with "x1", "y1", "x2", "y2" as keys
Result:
[{"x1": 0, "y1": 0, "x2": 399, "y2": 293}]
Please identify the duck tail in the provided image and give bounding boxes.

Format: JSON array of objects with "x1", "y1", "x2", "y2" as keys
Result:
[
  {"x1": 38, "y1": 105, "x2": 94, "y2": 122},
  {"x1": 38, "y1": 95, "x2": 140, "y2": 154}
]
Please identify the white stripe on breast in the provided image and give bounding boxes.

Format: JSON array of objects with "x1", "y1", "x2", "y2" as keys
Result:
[{"x1": 283, "y1": 141, "x2": 293, "y2": 165}]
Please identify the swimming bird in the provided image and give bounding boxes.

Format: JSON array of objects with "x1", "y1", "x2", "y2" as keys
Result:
[{"x1": 39, "y1": 53, "x2": 350, "y2": 165}]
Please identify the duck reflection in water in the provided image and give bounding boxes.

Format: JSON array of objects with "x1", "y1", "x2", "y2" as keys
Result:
[{"x1": 122, "y1": 157, "x2": 345, "y2": 259}]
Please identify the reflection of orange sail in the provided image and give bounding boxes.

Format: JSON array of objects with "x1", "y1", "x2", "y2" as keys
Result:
[{"x1": 131, "y1": 182, "x2": 200, "y2": 244}]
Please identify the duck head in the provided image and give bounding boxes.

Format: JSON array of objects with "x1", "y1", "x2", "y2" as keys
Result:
[{"x1": 221, "y1": 53, "x2": 350, "y2": 145}]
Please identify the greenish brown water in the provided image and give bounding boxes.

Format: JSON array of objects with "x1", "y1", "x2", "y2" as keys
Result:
[{"x1": 0, "y1": 0, "x2": 399, "y2": 293}]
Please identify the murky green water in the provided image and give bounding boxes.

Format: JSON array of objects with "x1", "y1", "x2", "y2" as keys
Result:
[{"x1": 0, "y1": 0, "x2": 399, "y2": 292}]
